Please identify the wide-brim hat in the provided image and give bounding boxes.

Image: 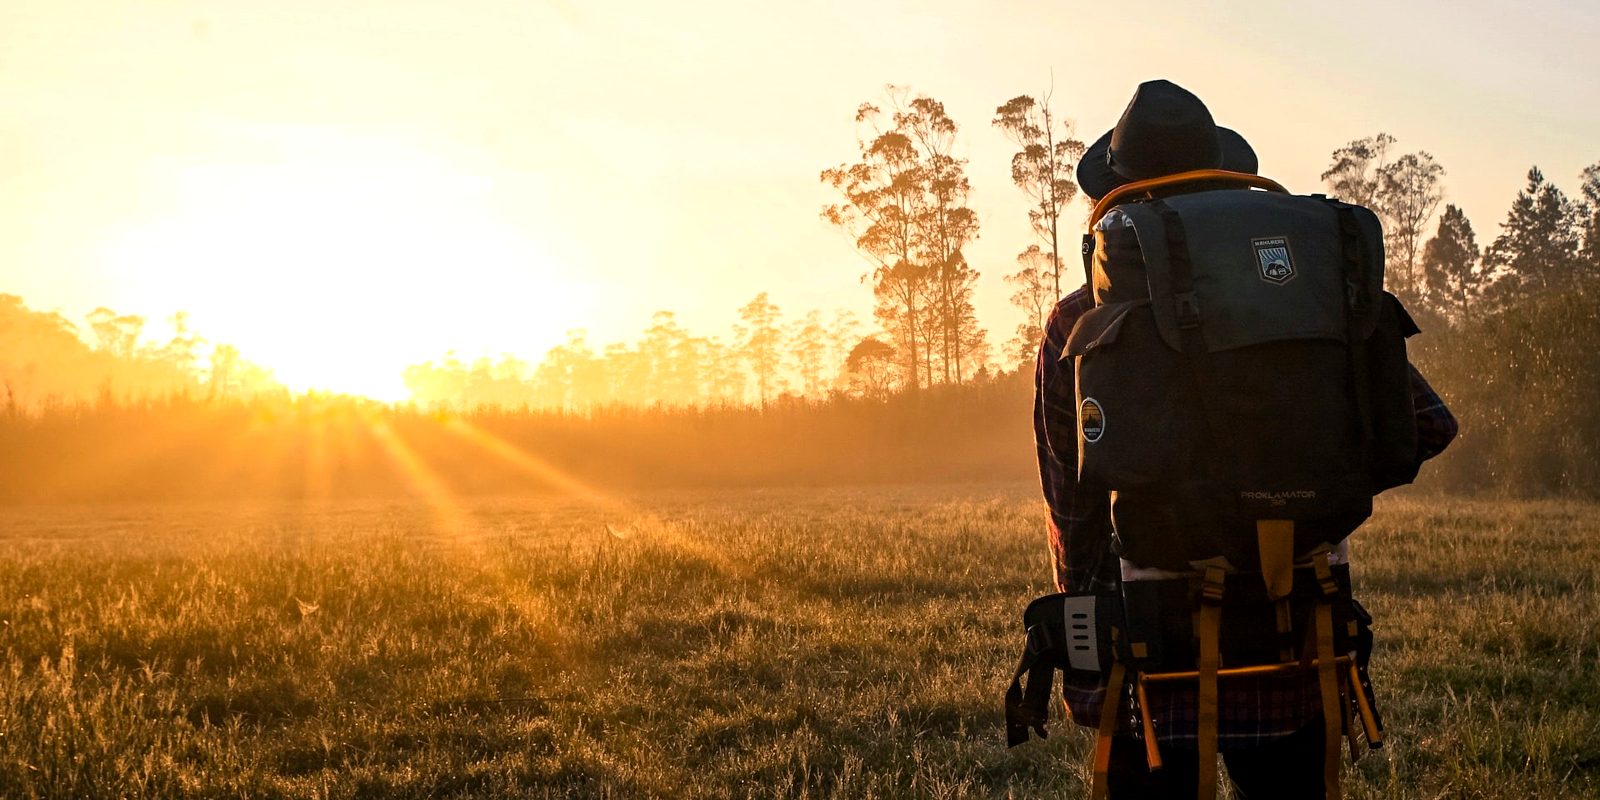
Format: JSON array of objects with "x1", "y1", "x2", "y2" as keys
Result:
[{"x1": 1077, "y1": 79, "x2": 1258, "y2": 201}]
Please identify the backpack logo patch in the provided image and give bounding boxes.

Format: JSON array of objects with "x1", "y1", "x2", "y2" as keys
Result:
[
  {"x1": 1252, "y1": 237, "x2": 1296, "y2": 284},
  {"x1": 1080, "y1": 398, "x2": 1105, "y2": 443}
]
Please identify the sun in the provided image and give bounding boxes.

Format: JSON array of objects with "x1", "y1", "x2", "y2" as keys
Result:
[{"x1": 98, "y1": 134, "x2": 595, "y2": 401}]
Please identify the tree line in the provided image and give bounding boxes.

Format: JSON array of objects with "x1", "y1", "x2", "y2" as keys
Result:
[
  {"x1": 1317, "y1": 133, "x2": 1600, "y2": 317},
  {"x1": 3, "y1": 86, "x2": 1598, "y2": 499},
  {"x1": 0, "y1": 294, "x2": 280, "y2": 411},
  {"x1": 1305, "y1": 131, "x2": 1600, "y2": 494},
  {"x1": 399, "y1": 86, "x2": 1088, "y2": 408},
  {"x1": 402, "y1": 298, "x2": 870, "y2": 410}
]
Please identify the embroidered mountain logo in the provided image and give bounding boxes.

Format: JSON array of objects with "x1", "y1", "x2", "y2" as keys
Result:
[
  {"x1": 1080, "y1": 398, "x2": 1105, "y2": 443},
  {"x1": 1252, "y1": 236, "x2": 1296, "y2": 284}
]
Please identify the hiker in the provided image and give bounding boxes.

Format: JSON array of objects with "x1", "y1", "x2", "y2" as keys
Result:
[{"x1": 1029, "y1": 80, "x2": 1457, "y2": 799}]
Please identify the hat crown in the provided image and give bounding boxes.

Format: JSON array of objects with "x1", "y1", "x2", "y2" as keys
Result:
[{"x1": 1107, "y1": 80, "x2": 1224, "y2": 180}]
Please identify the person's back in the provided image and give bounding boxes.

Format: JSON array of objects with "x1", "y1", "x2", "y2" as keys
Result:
[{"x1": 1019, "y1": 79, "x2": 1458, "y2": 800}]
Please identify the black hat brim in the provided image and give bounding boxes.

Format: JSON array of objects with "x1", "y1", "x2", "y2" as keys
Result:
[{"x1": 1077, "y1": 126, "x2": 1258, "y2": 201}]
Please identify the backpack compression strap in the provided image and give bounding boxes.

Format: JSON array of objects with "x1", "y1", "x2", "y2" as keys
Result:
[
  {"x1": 1195, "y1": 565, "x2": 1227, "y2": 800},
  {"x1": 1312, "y1": 551, "x2": 1344, "y2": 800},
  {"x1": 1326, "y1": 199, "x2": 1377, "y2": 477},
  {"x1": 1118, "y1": 199, "x2": 1245, "y2": 512},
  {"x1": 1090, "y1": 644, "x2": 1128, "y2": 800}
]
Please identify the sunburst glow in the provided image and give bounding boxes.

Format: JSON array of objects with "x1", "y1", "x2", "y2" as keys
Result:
[{"x1": 97, "y1": 133, "x2": 597, "y2": 401}]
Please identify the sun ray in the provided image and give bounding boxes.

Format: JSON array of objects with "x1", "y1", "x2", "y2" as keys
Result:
[
  {"x1": 441, "y1": 418, "x2": 620, "y2": 509},
  {"x1": 437, "y1": 416, "x2": 747, "y2": 579},
  {"x1": 358, "y1": 411, "x2": 582, "y2": 661},
  {"x1": 303, "y1": 405, "x2": 333, "y2": 506},
  {"x1": 364, "y1": 415, "x2": 471, "y2": 538}
]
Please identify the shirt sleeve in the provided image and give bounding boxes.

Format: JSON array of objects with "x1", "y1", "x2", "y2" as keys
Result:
[
  {"x1": 1409, "y1": 363, "x2": 1458, "y2": 461},
  {"x1": 1034, "y1": 289, "x2": 1115, "y2": 594}
]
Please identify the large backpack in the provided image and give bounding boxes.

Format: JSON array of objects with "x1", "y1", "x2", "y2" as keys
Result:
[
  {"x1": 1005, "y1": 170, "x2": 1411, "y2": 800},
  {"x1": 1069, "y1": 172, "x2": 1421, "y2": 572}
]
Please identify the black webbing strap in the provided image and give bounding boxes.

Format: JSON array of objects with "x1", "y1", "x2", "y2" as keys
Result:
[
  {"x1": 1082, "y1": 232, "x2": 1096, "y2": 292},
  {"x1": 1004, "y1": 624, "x2": 1055, "y2": 746},
  {"x1": 1148, "y1": 200, "x2": 1239, "y2": 501},
  {"x1": 1153, "y1": 201, "x2": 1203, "y2": 334},
  {"x1": 1329, "y1": 202, "x2": 1375, "y2": 447}
]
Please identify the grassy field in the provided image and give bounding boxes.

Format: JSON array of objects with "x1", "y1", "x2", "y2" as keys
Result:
[{"x1": 1, "y1": 483, "x2": 1596, "y2": 798}]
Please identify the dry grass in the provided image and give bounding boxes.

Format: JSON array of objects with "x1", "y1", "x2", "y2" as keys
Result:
[{"x1": 0, "y1": 485, "x2": 1595, "y2": 798}]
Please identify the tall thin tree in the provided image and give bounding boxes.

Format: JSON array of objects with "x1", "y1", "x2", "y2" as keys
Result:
[
  {"x1": 993, "y1": 91, "x2": 1085, "y2": 298},
  {"x1": 737, "y1": 292, "x2": 784, "y2": 407},
  {"x1": 1378, "y1": 151, "x2": 1446, "y2": 298},
  {"x1": 823, "y1": 92, "x2": 930, "y2": 390},
  {"x1": 899, "y1": 95, "x2": 981, "y2": 384}
]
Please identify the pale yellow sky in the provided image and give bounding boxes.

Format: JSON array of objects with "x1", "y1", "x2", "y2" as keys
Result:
[{"x1": 3, "y1": 0, "x2": 1597, "y2": 397}]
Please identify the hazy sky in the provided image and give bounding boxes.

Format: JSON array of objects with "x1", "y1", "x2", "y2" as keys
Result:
[{"x1": 3, "y1": 0, "x2": 1597, "y2": 397}]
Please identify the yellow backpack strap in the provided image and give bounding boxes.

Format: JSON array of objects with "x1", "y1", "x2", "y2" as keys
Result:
[
  {"x1": 1312, "y1": 551, "x2": 1343, "y2": 800},
  {"x1": 1258, "y1": 519, "x2": 1298, "y2": 661},
  {"x1": 1135, "y1": 675, "x2": 1163, "y2": 771},
  {"x1": 1090, "y1": 658, "x2": 1127, "y2": 800},
  {"x1": 1256, "y1": 519, "x2": 1296, "y2": 600},
  {"x1": 1087, "y1": 169, "x2": 1290, "y2": 228},
  {"x1": 1196, "y1": 565, "x2": 1226, "y2": 800},
  {"x1": 1349, "y1": 659, "x2": 1385, "y2": 749}
]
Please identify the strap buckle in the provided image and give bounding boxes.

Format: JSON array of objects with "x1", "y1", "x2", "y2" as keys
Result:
[
  {"x1": 1175, "y1": 291, "x2": 1202, "y2": 329},
  {"x1": 1312, "y1": 551, "x2": 1340, "y2": 598},
  {"x1": 1200, "y1": 566, "x2": 1227, "y2": 605}
]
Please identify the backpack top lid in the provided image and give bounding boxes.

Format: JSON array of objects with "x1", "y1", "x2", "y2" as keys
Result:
[{"x1": 1097, "y1": 190, "x2": 1385, "y2": 353}]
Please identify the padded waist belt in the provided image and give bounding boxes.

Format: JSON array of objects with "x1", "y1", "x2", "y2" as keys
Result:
[{"x1": 1004, "y1": 592, "x2": 1116, "y2": 747}]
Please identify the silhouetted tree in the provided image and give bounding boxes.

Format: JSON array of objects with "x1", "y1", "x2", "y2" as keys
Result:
[
  {"x1": 955, "y1": 300, "x2": 991, "y2": 377},
  {"x1": 826, "y1": 310, "x2": 861, "y2": 393},
  {"x1": 209, "y1": 343, "x2": 240, "y2": 400},
  {"x1": 160, "y1": 312, "x2": 205, "y2": 378},
  {"x1": 641, "y1": 311, "x2": 695, "y2": 405},
  {"x1": 1378, "y1": 151, "x2": 1446, "y2": 298},
  {"x1": 845, "y1": 337, "x2": 898, "y2": 400},
  {"x1": 900, "y1": 96, "x2": 982, "y2": 384},
  {"x1": 1484, "y1": 167, "x2": 1585, "y2": 301},
  {"x1": 823, "y1": 92, "x2": 929, "y2": 391},
  {"x1": 534, "y1": 332, "x2": 602, "y2": 411},
  {"x1": 205, "y1": 343, "x2": 278, "y2": 400},
  {"x1": 1004, "y1": 245, "x2": 1056, "y2": 366},
  {"x1": 737, "y1": 293, "x2": 783, "y2": 407},
  {"x1": 602, "y1": 342, "x2": 646, "y2": 405},
  {"x1": 824, "y1": 87, "x2": 987, "y2": 389},
  {"x1": 1, "y1": 295, "x2": 97, "y2": 405},
  {"x1": 704, "y1": 336, "x2": 746, "y2": 405},
  {"x1": 1420, "y1": 205, "x2": 1485, "y2": 321},
  {"x1": 565, "y1": 331, "x2": 609, "y2": 409},
  {"x1": 993, "y1": 91, "x2": 1085, "y2": 297},
  {"x1": 87, "y1": 307, "x2": 145, "y2": 359},
  {"x1": 1325, "y1": 135, "x2": 1448, "y2": 300},
  {"x1": 790, "y1": 310, "x2": 830, "y2": 399},
  {"x1": 1322, "y1": 133, "x2": 1396, "y2": 207},
  {"x1": 1579, "y1": 162, "x2": 1600, "y2": 281}
]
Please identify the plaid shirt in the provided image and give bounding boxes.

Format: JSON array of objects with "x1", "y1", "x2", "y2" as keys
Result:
[{"x1": 1034, "y1": 285, "x2": 1458, "y2": 747}]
